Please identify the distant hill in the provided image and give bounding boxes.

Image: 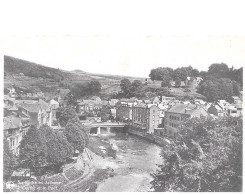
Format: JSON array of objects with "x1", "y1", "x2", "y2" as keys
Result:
[{"x1": 4, "y1": 56, "x2": 143, "y2": 97}]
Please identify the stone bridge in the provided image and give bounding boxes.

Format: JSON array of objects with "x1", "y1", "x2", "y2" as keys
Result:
[{"x1": 84, "y1": 121, "x2": 127, "y2": 135}]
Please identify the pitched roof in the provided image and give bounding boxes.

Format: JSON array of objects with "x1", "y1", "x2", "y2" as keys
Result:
[
  {"x1": 232, "y1": 96, "x2": 241, "y2": 100},
  {"x1": 50, "y1": 99, "x2": 59, "y2": 105},
  {"x1": 4, "y1": 115, "x2": 22, "y2": 130},
  {"x1": 8, "y1": 105, "x2": 18, "y2": 111},
  {"x1": 167, "y1": 104, "x2": 197, "y2": 114},
  {"x1": 91, "y1": 96, "x2": 101, "y2": 101},
  {"x1": 39, "y1": 99, "x2": 50, "y2": 111},
  {"x1": 134, "y1": 103, "x2": 148, "y2": 108},
  {"x1": 20, "y1": 103, "x2": 40, "y2": 112}
]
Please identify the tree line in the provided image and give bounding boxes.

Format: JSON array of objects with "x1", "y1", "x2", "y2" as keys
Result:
[
  {"x1": 116, "y1": 79, "x2": 144, "y2": 98},
  {"x1": 149, "y1": 63, "x2": 243, "y2": 102}
]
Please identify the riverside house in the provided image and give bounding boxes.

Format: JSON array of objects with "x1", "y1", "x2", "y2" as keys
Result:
[
  {"x1": 131, "y1": 103, "x2": 161, "y2": 134},
  {"x1": 164, "y1": 103, "x2": 208, "y2": 137}
]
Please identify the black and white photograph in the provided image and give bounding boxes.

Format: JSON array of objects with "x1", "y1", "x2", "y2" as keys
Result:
[{"x1": 1, "y1": 0, "x2": 244, "y2": 192}]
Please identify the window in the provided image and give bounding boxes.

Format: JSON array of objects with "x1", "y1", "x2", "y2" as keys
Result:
[
  {"x1": 153, "y1": 120, "x2": 155, "y2": 124},
  {"x1": 153, "y1": 115, "x2": 155, "y2": 119},
  {"x1": 10, "y1": 138, "x2": 15, "y2": 148}
]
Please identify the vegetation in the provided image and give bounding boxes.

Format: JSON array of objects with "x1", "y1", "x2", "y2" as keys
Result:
[
  {"x1": 116, "y1": 78, "x2": 144, "y2": 98},
  {"x1": 70, "y1": 81, "x2": 102, "y2": 99},
  {"x1": 39, "y1": 125, "x2": 73, "y2": 165},
  {"x1": 64, "y1": 121, "x2": 89, "y2": 153},
  {"x1": 3, "y1": 139, "x2": 17, "y2": 181},
  {"x1": 19, "y1": 125, "x2": 74, "y2": 176},
  {"x1": 151, "y1": 117, "x2": 243, "y2": 192},
  {"x1": 98, "y1": 105, "x2": 112, "y2": 121},
  {"x1": 149, "y1": 66, "x2": 196, "y2": 84},
  {"x1": 56, "y1": 107, "x2": 79, "y2": 127},
  {"x1": 197, "y1": 78, "x2": 241, "y2": 102},
  {"x1": 19, "y1": 126, "x2": 48, "y2": 175},
  {"x1": 149, "y1": 63, "x2": 243, "y2": 102},
  {"x1": 4, "y1": 56, "x2": 65, "y2": 82}
]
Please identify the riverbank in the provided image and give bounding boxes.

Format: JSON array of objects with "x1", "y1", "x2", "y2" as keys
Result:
[
  {"x1": 4, "y1": 133, "x2": 163, "y2": 192},
  {"x1": 127, "y1": 127, "x2": 170, "y2": 146}
]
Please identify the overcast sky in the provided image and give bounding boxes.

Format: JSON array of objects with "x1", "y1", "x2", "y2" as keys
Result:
[{"x1": 1, "y1": 0, "x2": 245, "y2": 77}]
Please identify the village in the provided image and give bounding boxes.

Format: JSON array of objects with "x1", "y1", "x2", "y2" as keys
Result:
[{"x1": 4, "y1": 75, "x2": 243, "y2": 156}]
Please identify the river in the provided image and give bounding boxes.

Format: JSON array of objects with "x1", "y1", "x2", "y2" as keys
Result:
[{"x1": 95, "y1": 132, "x2": 163, "y2": 192}]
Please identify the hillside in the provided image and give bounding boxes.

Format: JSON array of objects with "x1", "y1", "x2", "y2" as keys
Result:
[
  {"x1": 4, "y1": 56, "x2": 143, "y2": 96},
  {"x1": 4, "y1": 56, "x2": 205, "y2": 100}
]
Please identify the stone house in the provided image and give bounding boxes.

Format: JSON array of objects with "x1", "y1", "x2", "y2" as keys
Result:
[
  {"x1": 116, "y1": 99, "x2": 137, "y2": 121},
  {"x1": 185, "y1": 77, "x2": 203, "y2": 89},
  {"x1": 131, "y1": 103, "x2": 161, "y2": 134},
  {"x1": 164, "y1": 104, "x2": 208, "y2": 137},
  {"x1": 207, "y1": 104, "x2": 225, "y2": 117},
  {"x1": 4, "y1": 115, "x2": 30, "y2": 155}
]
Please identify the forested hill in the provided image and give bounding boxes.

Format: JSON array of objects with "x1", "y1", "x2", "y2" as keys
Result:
[{"x1": 4, "y1": 55, "x2": 77, "y2": 82}]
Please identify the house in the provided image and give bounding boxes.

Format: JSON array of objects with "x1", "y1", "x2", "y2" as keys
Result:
[
  {"x1": 161, "y1": 96, "x2": 175, "y2": 105},
  {"x1": 101, "y1": 100, "x2": 108, "y2": 106},
  {"x1": 227, "y1": 106, "x2": 239, "y2": 117},
  {"x1": 116, "y1": 99, "x2": 136, "y2": 121},
  {"x1": 227, "y1": 102, "x2": 243, "y2": 117},
  {"x1": 185, "y1": 77, "x2": 203, "y2": 89},
  {"x1": 83, "y1": 99, "x2": 103, "y2": 114},
  {"x1": 231, "y1": 96, "x2": 242, "y2": 104},
  {"x1": 131, "y1": 103, "x2": 161, "y2": 134},
  {"x1": 157, "y1": 104, "x2": 169, "y2": 127},
  {"x1": 4, "y1": 115, "x2": 30, "y2": 155},
  {"x1": 111, "y1": 108, "x2": 117, "y2": 118},
  {"x1": 194, "y1": 99, "x2": 206, "y2": 105},
  {"x1": 164, "y1": 104, "x2": 208, "y2": 137},
  {"x1": 91, "y1": 96, "x2": 102, "y2": 102},
  {"x1": 216, "y1": 100, "x2": 231, "y2": 116},
  {"x1": 143, "y1": 99, "x2": 152, "y2": 104},
  {"x1": 17, "y1": 99, "x2": 52, "y2": 127},
  {"x1": 108, "y1": 99, "x2": 119, "y2": 107},
  {"x1": 49, "y1": 99, "x2": 59, "y2": 125},
  {"x1": 152, "y1": 96, "x2": 161, "y2": 104},
  {"x1": 207, "y1": 104, "x2": 225, "y2": 117},
  {"x1": 7, "y1": 86, "x2": 18, "y2": 98}
]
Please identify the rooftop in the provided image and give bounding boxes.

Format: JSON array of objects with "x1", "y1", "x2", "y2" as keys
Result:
[
  {"x1": 4, "y1": 115, "x2": 22, "y2": 130},
  {"x1": 167, "y1": 104, "x2": 199, "y2": 114}
]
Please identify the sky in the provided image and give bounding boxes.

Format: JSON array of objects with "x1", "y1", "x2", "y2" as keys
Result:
[{"x1": 1, "y1": 0, "x2": 245, "y2": 78}]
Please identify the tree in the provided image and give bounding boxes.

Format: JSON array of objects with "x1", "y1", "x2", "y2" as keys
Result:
[
  {"x1": 88, "y1": 81, "x2": 102, "y2": 95},
  {"x1": 3, "y1": 139, "x2": 17, "y2": 181},
  {"x1": 98, "y1": 105, "x2": 112, "y2": 121},
  {"x1": 64, "y1": 122, "x2": 88, "y2": 153},
  {"x1": 149, "y1": 67, "x2": 173, "y2": 82},
  {"x1": 64, "y1": 92, "x2": 75, "y2": 106},
  {"x1": 19, "y1": 126, "x2": 48, "y2": 175},
  {"x1": 130, "y1": 80, "x2": 143, "y2": 92},
  {"x1": 173, "y1": 68, "x2": 188, "y2": 81},
  {"x1": 120, "y1": 79, "x2": 131, "y2": 95},
  {"x1": 197, "y1": 78, "x2": 238, "y2": 102},
  {"x1": 56, "y1": 107, "x2": 79, "y2": 127},
  {"x1": 232, "y1": 80, "x2": 241, "y2": 95},
  {"x1": 151, "y1": 117, "x2": 242, "y2": 192},
  {"x1": 39, "y1": 125, "x2": 73, "y2": 165},
  {"x1": 208, "y1": 63, "x2": 229, "y2": 78},
  {"x1": 161, "y1": 80, "x2": 169, "y2": 87},
  {"x1": 192, "y1": 69, "x2": 200, "y2": 77},
  {"x1": 4, "y1": 88, "x2": 10, "y2": 95}
]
